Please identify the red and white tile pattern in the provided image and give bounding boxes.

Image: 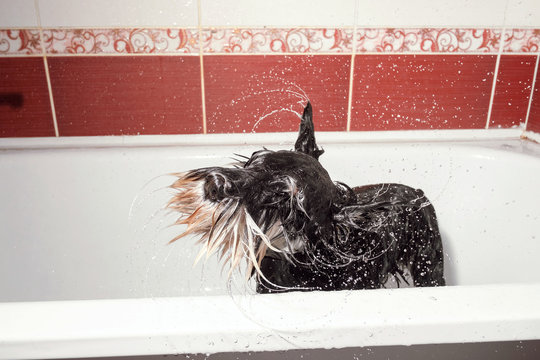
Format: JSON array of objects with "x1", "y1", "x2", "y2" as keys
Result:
[
  {"x1": 43, "y1": 28, "x2": 200, "y2": 55},
  {"x1": 356, "y1": 28, "x2": 502, "y2": 53},
  {"x1": 503, "y1": 29, "x2": 540, "y2": 53},
  {"x1": 2, "y1": 28, "x2": 539, "y2": 56},
  {"x1": 202, "y1": 28, "x2": 354, "y2": 54},
  {"x1": 1, "y1": 25, "x2": 540, "y2": 137},
  {"x1": 0, "y1": 30, "x2": 42, "y2": 56}
]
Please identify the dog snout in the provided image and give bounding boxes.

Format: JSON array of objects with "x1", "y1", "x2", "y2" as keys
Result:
[{"x1": 203, "y1": 173, "x2": 227, "y2": 202}]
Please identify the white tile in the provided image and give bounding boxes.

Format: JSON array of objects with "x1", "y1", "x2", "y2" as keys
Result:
[
  {"x1": 38, "y1": 0, "x2": 198, "y2": 28},
  {"x1": 0, "y1": 0, "x2": 38, "y2": 28},
  {"x1": 356, "y1": 0, "x2": 508, "y2": 27},
  {"x1": 201, "y1": 0, "x2": 356, "y2": 27},
  {"x1": 506, "y1": 0, "x2": 540, "y2": 27}
]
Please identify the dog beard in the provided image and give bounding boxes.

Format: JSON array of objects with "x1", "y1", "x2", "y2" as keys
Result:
[{"x1": 167, "y1": 168, "x2": 305, "y2": 281}]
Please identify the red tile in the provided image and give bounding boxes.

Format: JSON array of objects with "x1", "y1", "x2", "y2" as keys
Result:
[
  {"x1": 0, "y1": 58, "x2": 55, "y2": 137},
  {"x1": 203, "y1": 55, "x2": 350, "y2": 133},
  {"x1": 351, "y1": 55, "x2": 496, "y2": 131},
  {"x1": 490, "y1": 55, "x2": 536, "y2": 128},
  {"x1": 48, "y1": 56, "x2": 203, "y2": 136},
  {"x1": 527, "y1": 57, "x2": 540, "y2": 134}
]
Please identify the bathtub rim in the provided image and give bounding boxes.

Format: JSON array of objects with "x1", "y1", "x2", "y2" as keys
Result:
[
  {"x1": 0, "y1": 128, "x2": 527, "y2": 151},
  {"x1": 1, "y1": 282, "x2": 540, "y2": 359}
]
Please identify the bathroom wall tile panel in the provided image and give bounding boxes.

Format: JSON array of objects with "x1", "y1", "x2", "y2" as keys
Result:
[
  {"x1": 503, "y1": 29, "x2": 540, "y2": 52},
  {"x1": 202, "y1": 28, "x2": 353, "y2": 54},
  {"x1": 203, "y1": 55, "x2": 350, "y2": 133},
  {"x1": 47, "y1": 56, "x2": 203, "y2": 136},
  {"x1": 356, "y1": 28, "x2": 501, "y2": 53},
  {"x1": 0, "y1": 0, "x2": 39, "y2": 28},
  {"x1": 38, "y1": 0, "x2": 198, "y2": 28},
  {"x1": 43, "y1": 29, "x2": 200, "y2": 55},
  {"x1": 351, "y1": 55, "x2": 496, "y2": 131},
  {"x1": 0, "y1": 30, "x2": 42, "y2": 56},
  {"x1": 527, "y1": 59, "x2": 540, "y2": 134},
  {"x1": 201, "y1": 0, "x2": 356, "y2": 27},
  {"x1": 506, "y1": 0, "x2": 540, "y2": 28},
  {"x1": 0, "y1": 58, "x2": 55, "y2": 137},
  {"x1": 490, "y1": 55, "x2": 536, "y2": 128},
  {"x1": 355, "y1": 0, "x2": 508, "y2": 28}
]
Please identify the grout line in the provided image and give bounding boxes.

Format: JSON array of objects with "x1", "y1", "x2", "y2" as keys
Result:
[
  {"x1": 523, "y1": 54, "x2": 540, "y2": 131},
  {"x1": 35, "y1": 0, "x2": 59, "y2": 137},
  {"x1": 0, "y1": 26, "x2": 200, "y2": 31},
  {"x1": 346, "y1": 53, "x2": 356, "y2": 132},
  {"x1": 5, "y1": 25, "x2": 540, "y2": 31},
  {"x1": 39, "y1": 52, "x2": 201, "y2": 57},
  {"x1": 0, "y1": 54, "x2": 44, "y2": 58},
  {"x1": 484, "y1": 56, "x2": 501, "y2": 129},
  {"x1": 484, "y1": 27, "x2": 507, "y2": 130},
  {"x1": 198, "y1": 0, "x2": 207, "y2": 134},
  {"x1": 485, "y1": 0, "x2": 510, "y2": 130},
  {"x1": 161, "y1": 25, "x2": 532, "y2": 30},
  {"x1": 41, "y1": 57, "x2": 59, "y2": 137},
  {"x1": 346, "y1": 0, "x2": 359, "y2": 132},
  {"x1": 8, "y1": 51, "x2": 524, "y2": 57}
]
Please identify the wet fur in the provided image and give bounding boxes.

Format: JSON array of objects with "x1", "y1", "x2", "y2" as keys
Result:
[{"x1": 168, "y1": 102, "x2": 445, "y2": 293}]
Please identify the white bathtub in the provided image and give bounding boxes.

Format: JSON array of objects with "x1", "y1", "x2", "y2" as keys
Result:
[{"x1": 1, "y1": 130, "x2": 540, "y2": 359}]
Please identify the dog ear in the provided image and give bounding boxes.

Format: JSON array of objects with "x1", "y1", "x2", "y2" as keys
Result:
[{"x1": 294, "y1": 102, "x2": 324, "y2": 160}]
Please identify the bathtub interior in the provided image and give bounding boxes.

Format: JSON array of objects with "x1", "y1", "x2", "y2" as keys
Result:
[
  {"x1": 1, "y1": 136, "x2": 540, "y2": 303},
  {"x1": 1, "y1": 136, "x2": 540, "y2": 359}
]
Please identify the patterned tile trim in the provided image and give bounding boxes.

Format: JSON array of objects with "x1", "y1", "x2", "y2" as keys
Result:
[
  {"x1": 42, "y1": 28, "x2": 200, "y2": 54},
  {"x1": 0, "y1": 30, "x2": 42, "y2": 56},
  {"x1": 503, "y1": 29, "x2": 540, "y2": 53},
  {"x1": 201, "y1": 28, "x2": 354, "y2": 54},
  {"x1": 1, "y1": 28, "x2": 540, "y2": 56},
  {"x1": 356, "y1": 28, "x2": 502, "y2": 53}
]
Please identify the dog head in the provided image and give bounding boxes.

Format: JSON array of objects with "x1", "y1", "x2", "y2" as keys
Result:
[{"x1": 168, "y1": 103, "x2": 347, "y2": 276}]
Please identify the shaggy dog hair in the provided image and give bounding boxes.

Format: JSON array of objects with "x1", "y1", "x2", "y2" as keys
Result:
[{"x1": 168, "y1": 103, "x2": 445, "y2": 293}]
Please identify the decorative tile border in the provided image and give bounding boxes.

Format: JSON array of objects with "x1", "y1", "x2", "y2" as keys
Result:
[
  {"x1": 356, "y1": 28, "x2": 502, "y2": 53},
  {"x1": 1, "y1": 28, "x2": 540, "y2": 56},
  {"x1": 0, "y1": 29, "x2": 42, "y2": 56},
  {"x1": 42, "y1": 28, "x2": 200, "y2": 55},
  {"x1": 201, "y1": 28, "x2": 353, "y2": 54},
  {"x1": 503, "y1": 29, "x2": 540, "y2": 53}
]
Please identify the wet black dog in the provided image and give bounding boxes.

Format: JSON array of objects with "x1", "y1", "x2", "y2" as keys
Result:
[{"x1": 168, "y1": 103, "x2": 445, "y2": 293}]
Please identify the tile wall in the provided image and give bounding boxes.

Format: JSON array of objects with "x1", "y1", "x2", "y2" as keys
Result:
[{"x1": 1, "y1": 0, "x2": 539, "y2": 137}]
